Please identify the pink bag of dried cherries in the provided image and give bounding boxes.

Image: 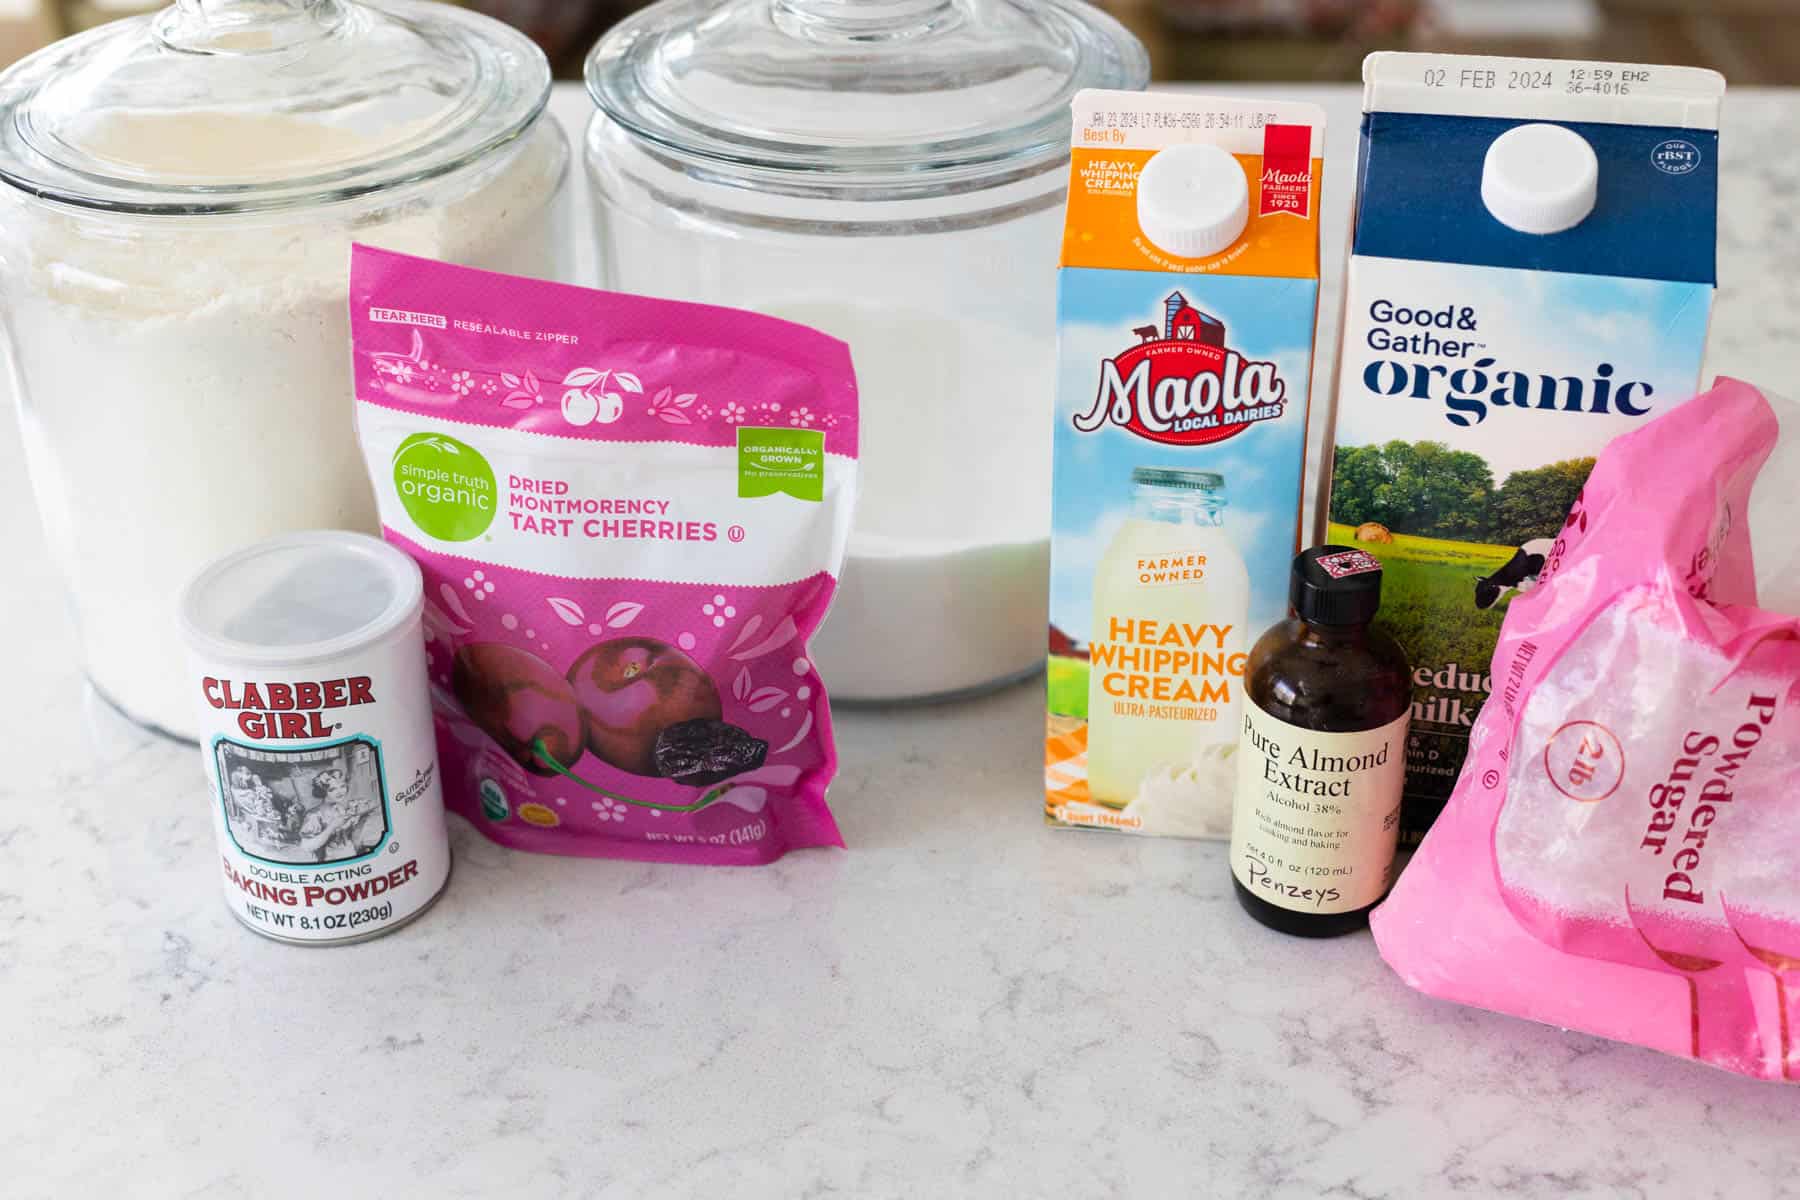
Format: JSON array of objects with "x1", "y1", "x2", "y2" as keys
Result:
[
  {"x1": 351, "y1": 247, "x2": 856, "y2": 864},
  {"x1": 1373, "y1": 377, "x2": 1800, "y2": 1081}
]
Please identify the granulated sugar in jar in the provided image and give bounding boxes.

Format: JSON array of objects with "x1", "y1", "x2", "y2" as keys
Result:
[{"x1": 180, "y1": 531, "x2": 449, "y2": 945}]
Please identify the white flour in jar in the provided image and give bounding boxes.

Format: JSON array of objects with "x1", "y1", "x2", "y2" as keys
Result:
[
  {"x1": 763, "y1": 302, "x2": 1051, "y2": 701},
  {"x1": 7, "y1": 115, "x2": 566, "y2": 738}
]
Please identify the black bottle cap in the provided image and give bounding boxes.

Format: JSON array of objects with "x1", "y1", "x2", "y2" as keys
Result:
[{"x1": 1290, "y1": 545, "x2": 1383, "y2": 626}]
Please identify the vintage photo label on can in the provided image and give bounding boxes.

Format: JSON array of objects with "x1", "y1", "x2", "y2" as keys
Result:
[
  {"x1": 1230, "y1": 700, "x2": 1408, "y2": 914},
  {"x1": 215, "y1": 738, "x2": 391, "y2": 867}
]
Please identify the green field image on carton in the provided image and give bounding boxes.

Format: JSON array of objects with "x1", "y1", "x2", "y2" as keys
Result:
[
  {"x1": 1328, "y1": 441, "x2": 1594, "y2": 549},
  {"x1": 1325, "y1": 440, "x2": 1596, "y2": 738},
  {"x1": 1325, "y1": 521, "x2": 1510, "y2": 720},
  {"x1": 1047, "y1": 654, "x2": 1089, "y2": 720},
  {"x1": 1323, "y1": 521, "x2": 1522, "y2": 816}
]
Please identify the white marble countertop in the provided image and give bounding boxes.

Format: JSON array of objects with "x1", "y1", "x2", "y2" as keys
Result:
[{"x1": 5, "y1": 84, "x2": 1800, "y2": 1199}]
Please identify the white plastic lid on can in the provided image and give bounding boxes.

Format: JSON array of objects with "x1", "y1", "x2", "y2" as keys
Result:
[
  {"x1": 1135, "y1": 142, "x2": 1250, "y2": 259},
  {"x1": 1481, "y1": 122, "x2": 1598, "y2": 235},
  {"x1": 180, "y1": 531, "x2": 424, "y2": 668}
]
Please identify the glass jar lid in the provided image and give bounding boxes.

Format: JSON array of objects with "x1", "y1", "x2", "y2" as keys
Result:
[
  {"x1": 585, "y1": 0, "x2": 1148, "y2": 194},
  {"x1": 0, "y1": 0, "x2": 551, "y2": 215}
]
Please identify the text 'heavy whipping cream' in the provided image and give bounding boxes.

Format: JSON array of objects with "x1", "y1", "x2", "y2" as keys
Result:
[
  {"x1": 1319, "y1": 53, "x2": 1724, "y2": 844},
  {"x1": 1045, "y1": 90, "x2": 1326, "y2": 840}
]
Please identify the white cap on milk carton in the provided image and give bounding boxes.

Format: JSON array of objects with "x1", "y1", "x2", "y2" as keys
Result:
[{"x1": 1480, "y1": 122, "x2": 1598, "y2": 234}]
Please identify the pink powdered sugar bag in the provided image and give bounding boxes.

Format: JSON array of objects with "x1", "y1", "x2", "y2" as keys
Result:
[
  {"x1": 351, "y1": 247, "x2": 856, "y2": 863},
  {"x1": 1372, "y1": 377, "x2": 1800, "y2": 1080}
]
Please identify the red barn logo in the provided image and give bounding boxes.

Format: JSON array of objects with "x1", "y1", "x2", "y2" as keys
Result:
[{"x1": 1073, "y1": 293, "x2": 1287, "y2": 446}]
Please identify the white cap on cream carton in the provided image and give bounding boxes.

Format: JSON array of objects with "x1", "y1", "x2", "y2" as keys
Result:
[{"x1": 1135, "y1": 142, "x2": 1250, "y2": 259}]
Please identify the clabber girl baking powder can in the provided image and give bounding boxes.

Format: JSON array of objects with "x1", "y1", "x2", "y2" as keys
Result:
[{"x1": 179, "y1": 530, "x2": 450, "y2": 944}]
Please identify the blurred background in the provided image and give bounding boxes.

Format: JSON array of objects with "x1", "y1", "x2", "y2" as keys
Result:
[{"x1": 2, "y1": 0, "x2": 1796, "y2": 81}]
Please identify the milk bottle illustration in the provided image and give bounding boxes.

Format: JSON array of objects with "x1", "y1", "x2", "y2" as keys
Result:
[{"x1": 1085, "y1": 468, "x2": 1249, "y2": 808}]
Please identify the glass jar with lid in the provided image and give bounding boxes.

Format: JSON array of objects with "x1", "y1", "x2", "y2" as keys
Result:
[
  {"x1": 0, "y1": 0, "x2": 569, "y2": 739},
  {"x1": 584, "y1": 0, "x2": 1148, "y2": 702}
]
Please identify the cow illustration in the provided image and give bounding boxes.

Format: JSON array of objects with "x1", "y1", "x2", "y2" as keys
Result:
[
  {"x1": 1133, "y1": 324, "x2": 1160, "y2": 343},
  {"x1": 1475, "y1": 537, "x2": 1555, "y2": 610}
]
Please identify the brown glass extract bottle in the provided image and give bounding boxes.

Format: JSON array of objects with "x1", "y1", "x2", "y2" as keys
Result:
[{"x1": 1229, "y1": 546, "x2": 1412, "y2": 937}]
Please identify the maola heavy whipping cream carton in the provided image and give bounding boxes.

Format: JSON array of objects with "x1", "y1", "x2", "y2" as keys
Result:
[
  {"x1": 1045, "y1": 90, "x2": 1325, "y2": 840},
  {"x1": 1321, "y1": 53, "x2": 1724, "y2": 844}
]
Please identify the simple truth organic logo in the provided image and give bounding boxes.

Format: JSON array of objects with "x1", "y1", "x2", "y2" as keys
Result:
[{"x1": 1073, "y1": 293, "x2": 1287, "y2": 446}]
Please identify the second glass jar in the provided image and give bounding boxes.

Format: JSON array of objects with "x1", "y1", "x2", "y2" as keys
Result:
[{"x1": 584, "y1": 0, "x2": 1149, "y2": 702}]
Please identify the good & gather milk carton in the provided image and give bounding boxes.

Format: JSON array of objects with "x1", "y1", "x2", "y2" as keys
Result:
[
  {"x1": 1320, "y1": 53, "x2": 1724, "y2": 843},
  {"x1": 1045, "y1": 90, "x2": 1325, "y2": 839}
]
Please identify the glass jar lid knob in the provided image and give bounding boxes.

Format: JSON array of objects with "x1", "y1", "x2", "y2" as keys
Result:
[
  {"x1": 155, "y1": 0, "x2": 350, "y2": 53},
  {"x1": 769, "y1": 0, "x2": 962, "y2": 41}
]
